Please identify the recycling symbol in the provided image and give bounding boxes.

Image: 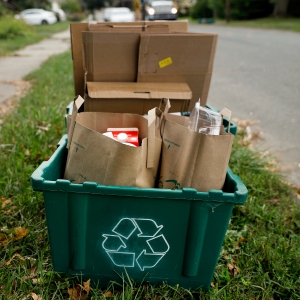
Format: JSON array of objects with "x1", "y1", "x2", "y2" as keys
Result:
[{"x1": 102, "y1": 218, "x2": 170, "y2": 271}]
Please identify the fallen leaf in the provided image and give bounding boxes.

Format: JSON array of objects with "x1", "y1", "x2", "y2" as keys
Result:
[
  {"x1": 6, "y1": 253, "x2": 26, "y2": 265},
  {"x1": 4, "y1": 206, "x2": 18, "y2": 215},
  {"x1": 68, "y1": 279, "x2": 90, "y2": 300},
  {"x1": 104, "y1": 291, "x2": 112, "y2": 297},
  {"x1": 2, "y1": 199, "x2": 12, "y2": 209},
  {"x1": 15, "y1": 227, "x2": 29, "y2": 240},
  {"x1": 227, "y1": 263, "x2": 239, "y2": 277},
  {"x1": 30, "y1": 266, "x2": 37, "y2": 277},
  {"x1": 238, "y1": 237, "x2": 246, "y2": 243},
  {"x1": 30, "y1": 293, "x2": 42, "y2": 300},
  {"x1": 25, "y1": 149, "x2": 30, "y2": 156},
  {"x1": 32, "y1": 278, "x2": 43, "y2": 285},
  {"x1": 210, "y1": 282, "x2": 215, "y2": 287},
  {"x1": 22, "y1": 293, "x2": 42, "y2": 300}
]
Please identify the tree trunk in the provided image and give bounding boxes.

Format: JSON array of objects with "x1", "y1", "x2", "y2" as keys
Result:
[
  {"x1": 225, "y1": 0, "x2": 230, "y2": 23},
  {"x1": 273, "y1": 0, "x2": 290, "y2": 17}
]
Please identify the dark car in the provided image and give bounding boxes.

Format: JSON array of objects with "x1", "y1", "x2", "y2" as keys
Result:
[{"x1": 146, "y1": 0, "x2": 178, "y2": 20}]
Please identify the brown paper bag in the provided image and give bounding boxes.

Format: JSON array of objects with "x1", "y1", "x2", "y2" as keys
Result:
[
  {"x1": 158, "y1": 111, "x2": 234, "y2": 192},
  {"x1": 64, "y1": 96, "x2": 165, "y2": 188}
]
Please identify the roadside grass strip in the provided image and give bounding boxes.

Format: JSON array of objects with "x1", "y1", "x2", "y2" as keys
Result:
[{"x1": 0, "y1": 51, "x2": 299, "y2": 299}]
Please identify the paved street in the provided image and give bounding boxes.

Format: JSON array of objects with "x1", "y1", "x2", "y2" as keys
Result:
[{"x1": 189, "y1": 24, "x2": 300, "y2": 187}]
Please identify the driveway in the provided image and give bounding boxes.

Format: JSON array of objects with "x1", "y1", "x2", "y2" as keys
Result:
[{"x1": 189, "y1": 24, "x2": 300, "y2": 187}]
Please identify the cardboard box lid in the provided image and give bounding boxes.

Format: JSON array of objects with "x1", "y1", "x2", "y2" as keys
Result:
[
  {"x1": 137, "y1": 33, "x2": 218, "y2": 110},
  {"x1": 87, "y1": 82, "x2": 192, "y2": 100},
  {"x1": 86, "y1": 82, "x2": 192, "y2": 100},
  {"x1": 82, "y1": 31, "x2": 140, "y2": 82},
  {"x1": 88, "y1": 23, "x2": 170, "y2": 33}
]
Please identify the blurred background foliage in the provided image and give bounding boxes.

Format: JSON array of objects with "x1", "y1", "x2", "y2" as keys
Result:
[
  {"x1": 186, "y1": 0, "x2": 300, "y2": 20},
  {"x1": 0, "y1": 0, "x2": 299, "y2": 29}
]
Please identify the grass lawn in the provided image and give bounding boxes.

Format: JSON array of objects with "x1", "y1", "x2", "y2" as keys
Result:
[
  {"x1": 217, "y1": 17, "x2": 300, "y2": 32},
  {"x1": 181, "y1": 16, "x2": 300, "y2": 33},
  {"x1": 0, "y1": 21, "x2": 70, "y2": 57},
  {"x1": 0, "y1": 51, "x2": 300, "y2": 299}
]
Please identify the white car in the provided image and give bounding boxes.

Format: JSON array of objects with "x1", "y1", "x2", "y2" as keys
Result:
[
  {"x1": 104, "y1": 7, "x2": 135, "y2": 22},
  {"x1": 15, "y1": 9, "x2": 57, "y2": 25}
]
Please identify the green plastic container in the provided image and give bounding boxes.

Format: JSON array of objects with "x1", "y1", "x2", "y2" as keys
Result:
[{"x1": 31, "y1": 135, "x2": 247, "y2": 290}]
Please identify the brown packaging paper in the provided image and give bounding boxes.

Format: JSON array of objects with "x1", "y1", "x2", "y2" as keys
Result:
[
  {"x1": 64, "y1": 96, "x2": 167, "y2": 188},
  {"x1": 158, "y1": 110, "x2": 234, "y2": 192}
]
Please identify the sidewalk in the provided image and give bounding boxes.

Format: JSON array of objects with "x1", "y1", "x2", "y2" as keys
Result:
[{"x1": 0, "y1": 29, "x2": 71, "y2": 104}]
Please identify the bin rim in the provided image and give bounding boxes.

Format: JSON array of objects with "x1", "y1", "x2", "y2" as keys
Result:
[{"x1": 31, "y1": 134, "x2": 248, "y2": 205}]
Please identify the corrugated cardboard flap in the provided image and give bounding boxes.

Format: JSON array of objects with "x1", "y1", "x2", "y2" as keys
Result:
[{"x1": 86, "y1": 82, "x2": 192, "y2": 100}]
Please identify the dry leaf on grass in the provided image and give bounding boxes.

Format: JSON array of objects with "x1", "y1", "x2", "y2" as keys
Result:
[
  {"x1": 68, "y1": 279, "x2": 90, "y2": 300},
  {"x1": 22, "y1": 292, "x2": 42, "y2": 300},
  {"x1": 4, "y1": 205, "x2": 18, "y2": 215},
  {"x1": 6, "y1": 253, "x2": 26, "y2": 265},
  {"x1": 1, "y1": 198, "x2": 12, "y2": 209},
  {"x1": 104, "y1": 291, "x2": 112, "y2": 297},
  {"x1": 227, "y1": 263, "x2": 239, "y2": 277}
]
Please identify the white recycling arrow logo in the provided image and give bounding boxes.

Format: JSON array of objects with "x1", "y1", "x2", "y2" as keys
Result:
[{"x1": 102, "y1": 218, "x2": 170, "y2": 271}]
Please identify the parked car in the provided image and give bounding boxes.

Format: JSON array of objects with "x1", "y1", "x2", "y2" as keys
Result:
[
  {"x1": 146, "y1": 0, "x2": 178, "y2": 20},
  {"x1": 15, "y1": 9, "x2": 57, "y2": 25},
  {"x1": 52, "y1": 8, "x2": 67, "y2": 22},
  {"x1": 104, "y1": 7, "x2": 135, "y2": 22}
]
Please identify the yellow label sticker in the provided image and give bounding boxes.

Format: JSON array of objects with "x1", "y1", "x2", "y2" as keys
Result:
[{"x1": 159, "y1": 57, "x2": 172, "y2": 68}]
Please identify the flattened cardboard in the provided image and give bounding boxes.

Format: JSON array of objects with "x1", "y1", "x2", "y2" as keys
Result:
[
  {"x1": 159, "y1": 113, "x2": 233, "y2": 192},
  {"x1": 88, "y1": 23, "x2": 170, "y2": 33},
  {"x1": 137, "y1": 33, "x2": 218, "y2": 110},
  {"x1": 82, "y1": 31, "x2": 140, "y2": 82},
  {"x1": 70, "y1": 21, "x2": 188, "y2": 96},
  {"x1": 65, "y1": 96, "x2": 164, "y2": 188},
  {"x1": 84, "y1": 82, "x2": 191, "y2": 114}
]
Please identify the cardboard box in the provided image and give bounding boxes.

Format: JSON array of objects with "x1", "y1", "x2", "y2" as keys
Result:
[
  {"x1": 70, "y1": 21, "x2": 188, "y2": 97},
  {"x1": 137, "y1": 33, "x2": 218, "y2": 110},
  {"x1": 84, "y1": 82, "x2": 191, "y2": 114}
]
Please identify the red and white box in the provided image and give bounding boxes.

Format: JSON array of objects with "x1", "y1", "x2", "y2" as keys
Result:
[{"x1": 107, "y1": 127, "x2": 139, "y2": 147}]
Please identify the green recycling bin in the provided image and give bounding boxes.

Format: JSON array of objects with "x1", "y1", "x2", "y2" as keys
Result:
[{"x1": 31, "y1": 135, "x2": 247, "y2": 290}]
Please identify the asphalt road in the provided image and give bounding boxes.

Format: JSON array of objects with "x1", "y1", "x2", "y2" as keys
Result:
[{"x1": 189, "y1": 24, "x2": 300, "y2": 187}]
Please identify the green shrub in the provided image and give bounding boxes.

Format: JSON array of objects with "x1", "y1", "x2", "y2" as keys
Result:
[
  {"x1": 0, "y1": 16, "x2": 36, "y2": 39},
  {"x1": 61, "y1": 0, "x2": 82, "y2": 13}
]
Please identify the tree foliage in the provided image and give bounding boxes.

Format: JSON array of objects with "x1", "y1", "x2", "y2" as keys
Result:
[
  {"x1": 5, "y1": 0, "x2": 52, "y2": 11},
  {"x1": 84, "y1": 0, "x2": 106, "y2": 10},
  {"x1": 190, "y1": 0, "x2": 277, "y2": 20}
]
